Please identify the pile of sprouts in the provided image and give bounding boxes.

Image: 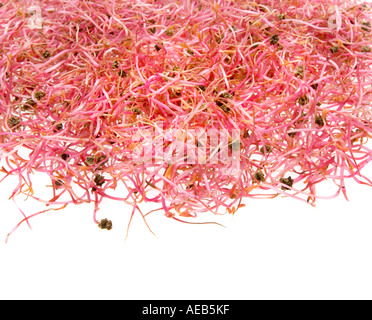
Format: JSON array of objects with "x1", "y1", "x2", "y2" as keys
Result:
[{"x1": 1, "y1": 0, "x2": 372, "y2": 240}]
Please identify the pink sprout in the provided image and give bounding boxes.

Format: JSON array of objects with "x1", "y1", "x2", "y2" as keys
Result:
[{"x1": 1, "y1": 0, "x2": 372, "y2": 241}]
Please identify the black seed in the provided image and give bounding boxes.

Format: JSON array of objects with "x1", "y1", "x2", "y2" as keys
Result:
[
  {"x1": 220, "y1": 105, "x2": 231, "y2": 113},
  {"x1": 165, "y1": 29, "x2": 174, "y2": 36},
  {"x1": 197, "y1": 85, "x2": 206, "y2": 91},
  {"x1": 154, "y1": 44, "x2": 161, "y2": 51},
  {"x1": 85, "y1": 156, "x2": 95, "y2": 165},
  {"x1": 61, "y1": 154, "x2": 70, "y2": 161},
  {"x1": 55, "y1": 179, "x2": 63, "y2": 187},
  {"x1": 243, "y1": 130, "x2": 250, "y2": 139},
  {"x1": 98, "y1": 218, "x2": 112, "y2": 230},
  {"x1": 94, "y1": 174, "x2": 105, "y2": 187},
  {"x1": 330, "y1": 45, "x2": 339, "y2": 54},
  {"x1": 148, "y1": 27, "x2": 156, "y2": 34},
  {"x1": 270, "y1": 34, "x2": 279, "y2": 45},
  {"x1": 172, "y1": 89, "x2": 181, "y2": 97},
  {"x1": 254, "y1": 171, "x2": 265, "y2": 182},
  {"x1": 260, "y1": 144, "x2": 272, "y2": 154},
  {"x1": 216, "y1": 100, "x2": 223, "y2": 107},
  {"x1": 311, "y1": 83, "x2": 318, "y2": 90},
  {"x1": 112, "y1": 60, "x2": 119, "y2": 68},
  {"x1": 315, "y1": 115, "x2": 324, "y2": 126},
  {"x1": 216, "y1": 35, "x2": 223, "y2": 44},
  {"x1": 25, "y1": 99, "x2": 36, "y2": 108},
  {"x1": 35, "y1": 91, "x2": 45, "y2": 100},
  {"x1": 295, "y1": 65, "x2": 304, "y2": 78},
  {"x1": 133, "y1": 108, "x2": 141, "y2": 115},
  {"x1": 280, "y1": 176, "x2": 293, "y2": 190},
  {"x1": 216, "y1": 99, "x2": 230, "y2": 113},
  {"x1": 361, "y1": 21, "x2": 371, "y2": 31},
  {"x1": 297, "y1": 95, "x2": 309, "y2": 106},
  {"x1": 53, "y1": 123, "x2": 63, "y2": 132},
  {"x1": 187, "y1": 49, "x2": 194, "y2": 55},
  {"x1": 258, "y1": 5, "x2": 267, "y2": 12},
  {"x1": 7, "y1": 116, "x2": 21, "y2": 128},
  {"x1": 118, "y1": 70, "x2": 127, "y2": 77},
  {"x1": 96, "y1": 155, "x2": 107, "y2": 164},
  {"x1": 221, "y1": 92, "x2": 233, "y2": 99},
  {"x1": 42, "y1": 51, "x2": 51, "y2": 58},
  {"x1": 288, "y1": 131, "x2": 296, "y2": 138}
]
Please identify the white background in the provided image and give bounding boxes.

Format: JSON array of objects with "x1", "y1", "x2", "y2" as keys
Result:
[
  {"x1": 2, "y1": 0, "x2": 372, "y2": 301},
  {"x1": 1, "y1": 161, "x2": 372, "y2": 300}
]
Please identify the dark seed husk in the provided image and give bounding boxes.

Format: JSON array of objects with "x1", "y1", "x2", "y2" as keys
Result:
[
  {"x1": 85, "y1": 156, "x2": 95, "y2": 165},
  {"x1": 330, "y1": 45, "x2": 339, "y2": 54},
  {"x1": 216, "y1": 99, "x2": 230, "y2": 113},
  {"x1": 254, "y1": 171, "x2": 265, "y2": 182},
  {"x1": 260, "y1": 144, "x2": 272, "y2": 154},
  {"x1": 297, "y1": 95, "x2": 309, "y2": 106},
  {"x1": 315, "y1": 115, "x2": 324, "y2": 126},
  {"x1": 216, "y1": 35, "x2": 223, "y2": 44},
  {"x1": 42, "y1": 51, "x2": 51, "y2": 58},
  {"x1": 98, "y1": 218, "x2": 112, "y2": 230},
  {"x1": 221, "y1": 92, "x2": 233, "y2": 99},
  {"x1": 55, "y1": 179, "x2": 64, "y2": 187},
  {"x1": 295, "y1": 65, "x2": 304, "y2": 78},
  {"x1": 35, "y1": 91, "x2": 45, "y2": 100},
  {"x1": 270, "y1": 34, "x2": 279, "y2": 45},
  {"x1": 280, "y1": 176, "x2": 293, "y2": 190},
  {"x1": 7, "y1": 116, "x2": 21, "y2": 128},
  {"x1": 361, "y1": 21, "x2": 371, "y2": 32},
  {"x1": 94, "y1": 174, "x2": 105, "y2": 186},
  {"x1": 243, "y1": 130, "x2": 250, "y2": 139},
  {"x1": 24, "y1": 99, "x2": 36, "y2": 109},
  {"x1": 53, "y1": 123, "x2": 63, "y2": 132},
  {"x1": 165, "y1": 29, "x2": 174, "y2": 36},
  {"x1": 118, "y1": 70, "x2": 127, "y2": 77},
  {"x1": 133, "y1": 108, "x2": 141, "y2": 115}
]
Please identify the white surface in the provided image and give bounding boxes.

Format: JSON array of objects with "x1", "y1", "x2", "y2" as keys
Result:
[
  {"x1": 1, "y1": 165, "x2": 372, "y2": 300},
  {"x1": 1, "y1": 0, "x2": 372, "y2": 301}
]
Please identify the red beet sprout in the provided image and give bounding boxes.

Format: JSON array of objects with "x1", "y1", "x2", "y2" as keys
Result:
[{"x1": 1, "y1": 0, "x2": 372, "y2": 241}]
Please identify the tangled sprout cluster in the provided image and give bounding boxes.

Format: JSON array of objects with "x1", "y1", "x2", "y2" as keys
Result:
[{"x1": 1, "y1": 0, "x2": 372, "y2": 239}]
